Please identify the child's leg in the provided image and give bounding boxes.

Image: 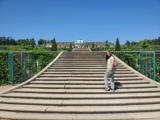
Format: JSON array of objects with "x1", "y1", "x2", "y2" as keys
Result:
[
  {"x1": 110, "y1": 74, "x2": 115, "y2": 90},
  {"x1": 104, "y1": 71, "x2": 109, "y2": 89}
]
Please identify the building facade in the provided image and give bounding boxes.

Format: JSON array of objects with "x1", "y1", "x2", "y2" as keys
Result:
[{"x1": 45, "y1": 39, "x2": 112, "y2": 48}]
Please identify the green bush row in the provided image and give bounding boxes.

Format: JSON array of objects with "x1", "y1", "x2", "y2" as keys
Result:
[
  {"x1": 114, "y1": 52, "x2": 160, "y2": 82},
  {"x1": 0, "y1": 51, "x2": 60, "y2": 86},
  {"x1": 0, "y1": 51, "x2": 8, "y2": 85},
  {"x1": 114, "y1": 53, "x2": 138, "y2": 70},
  {"x1": 32, "y1": 51, "x2": 60, "y2": 72}
]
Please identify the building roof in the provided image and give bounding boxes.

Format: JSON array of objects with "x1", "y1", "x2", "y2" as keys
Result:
[{"x1": 75, "y1": 39, "x2": 85, "y2": 44}]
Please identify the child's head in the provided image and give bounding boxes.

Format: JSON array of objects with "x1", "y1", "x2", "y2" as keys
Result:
[{"x1": 106, "y1": 51, "x2": 112, "y2": 56}]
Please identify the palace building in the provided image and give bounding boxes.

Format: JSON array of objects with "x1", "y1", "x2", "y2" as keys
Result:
[{"x1": 46, "y1": 39, "x2": 110, "y2": 48}]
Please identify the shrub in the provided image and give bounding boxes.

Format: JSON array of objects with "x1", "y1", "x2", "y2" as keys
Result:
[
  {"x1": 114, "y1": 53, "x2": 138, "y2": 70},
  {"x1": 0, "y1": 51, "x2": 60, "y2": 85},
  {"x1": 115, "y1": 38, "x2": 121, "y2": 51},
  {"x1": 0, "y1": 52, "x2": 9, "y2": 85}
]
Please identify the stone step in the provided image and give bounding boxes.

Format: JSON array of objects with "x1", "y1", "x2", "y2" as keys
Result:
[
  {"x1": 1, "y1": 97, "x2": 160, "y2": 106},
  {"x1": 55, "y1": 61, "x2": 107, "y2": 63},
  {"x1": 61, "y1": 54, "x2": 102, "y2": 55},
  {"x1": 22, "y1": 84, "x2": 156, "y2": 89},
  {"x1": 57, "y1": 58, "x2": 106, "y2": 60},
  {"x1": 58, "y1": 58, "x2": 105, "y2": 60},
  {"x1": 49, "y1": 67, "x2": 126, "y2": 69},
  {"x1": 60, "y1": 57, "x2": 104, "y2": 58},
  {"x1": 62, "y1": 53, "x2": 104, "y2": 55},
  {"x1": 11, "y1": 88, "x2": 160, "y2": 94},
  {"x1": 35, "y1": 77, "x2": 142, "y2": 81},
  {"x1": 47, "y1": 69, "x2": 128, "y2": 72},
  {"x1": 49, "y1": 66, "x2": 107, "y2": 68},
  {"x1": 57, "y1": 60, "x2": 106, "y2": 62},
  {"x1": 42, "y1": 72, "x2": 104, "y2": 74},
  {"x1": 53, "y1": 63, "x2": 109, "y2": 65},
  {"x1": 60, "y1": 56, "x2": 104, "y2": 58},
  {"x1": 57, "y1": 61, "x2": 106, "y2": 63},
  {"x1": 54, "y1": 62, "x2": 117, "y2": 64},
  {"x1": 52, "y1": 63, "x2": 122, "y2": 66},
  {"x1": 55, "y1": 60, "x2": 108, "y2": 62},
  {"x1": 53, "y1": 63, "x2": 121, "y2": 66},
  {"x1": 0, "y1": 103, "x2": 159, "y2": 113},
  {"x1": 40, "y1": 74, "x2": 138, "y2": 77},
  {"x1": 46, "y1": 70, "x2": 129, "y2": 73},
  {"x1": 62, "y1": 54, "x2": 102, "y2": 55},
  {"x1": 51, "y1": 64, "x2": 107, "y2": 67},
  {"x1": 47, "y1": 69, "x2": 106, "y2": 71},
  {"x1": 61, "y1": 57, "x2": 104, "y2": 58},
  {"x1": 2, "y1": 92, "x2": 160, "y2": 99},
  {"x1": 58, "y1": 59, "x2": 105, "y2": 61},
  {"x1": 35, "y1": 77, "x2": 143, "y2": 81},
  {"x1": 63, "y1": 53, "x2": 103, "y2": 54},
  {"x1": 59, "y1": 54, "x2": 105, "y2": 59},
  {"x1": 30, "y1": 80, "x2": 149, "y2": 85},
  {"x1": 43, "y1": 71, "x2": 134, "y2": 74},
  {"x1": 59, "y1": 55, "x2": 105, "y2": 57},
  {"x1": 0, "y1": 111, "x2": 159, "y2": 120},
  {"x1": 52, "y1": 65, "x2": 124, "y2": 68},
  {"x1": 61, "y1": 56, "x2": 105, "y2": 57}
]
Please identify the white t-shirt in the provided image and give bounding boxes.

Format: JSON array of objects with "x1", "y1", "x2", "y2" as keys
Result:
[{"x1": 107, "y1": 56, "x2": 115, "y2": 71}]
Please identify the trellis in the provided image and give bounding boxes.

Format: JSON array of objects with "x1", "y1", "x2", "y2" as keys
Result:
[
  {"x1": 138, "y1": 52, "x2": 156, "y2": 80},
  {"x1": 7, "y1": 52, "x2": 37, "y2": 84}
]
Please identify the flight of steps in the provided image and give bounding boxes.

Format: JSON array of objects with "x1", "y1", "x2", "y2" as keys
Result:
[
  {"x1": 73, "y1": 48, "x2": 91, "y2": 52},
  {"x1": 0, "y1": 48, "x2": 160, "y2": 120}
]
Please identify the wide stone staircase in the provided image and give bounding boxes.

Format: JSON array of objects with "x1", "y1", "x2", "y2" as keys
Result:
[{"x1": 0, "y1": 48, "x2": 160, "y2": 120}]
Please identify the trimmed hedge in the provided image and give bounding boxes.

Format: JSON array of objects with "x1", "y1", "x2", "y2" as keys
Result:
[
  {"x1": 0, "y1": 51, "x2": 60, "y2": 86},
  {"x1": 114, "y1": 53, "x2": 138, "y2": 71},
  {"x1": 0, "y1": 51, "x2": 8, "y2": 85}
]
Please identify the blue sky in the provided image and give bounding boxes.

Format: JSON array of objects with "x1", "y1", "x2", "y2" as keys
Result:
[{"x1": 0, "y1": 0, "x2": 159, "y2": 44}]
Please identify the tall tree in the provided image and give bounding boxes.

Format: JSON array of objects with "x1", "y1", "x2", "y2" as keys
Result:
[
  {"x1": 17, "y1": 39, "x2": 30, "y2": 46},
  {"x1": 44, "y1": 39, "x2": 46, "y2": 45},
  {"x1": 91, "y1": 43, "x2": 95, "y2": 48},
  {"x1": 105, "y1": 40, "x2": 110, "y2": 49},
  {"x1": 47, "y1": 40, "x2": 51, "y2": 44},
  {"x1": 38, "y1": 39, "x2": 46, "y2": 46},
  {"x1": 140, "y1": 39, "x2": 150, "y2": 49},
  {"x1": 38, "y1": 39, "x2": 43, "y2": 45},
  {"x1": 51, "y1": 38, "x2": 57, "y2": 51},
  {"x1": 30, "y1": 38, "x2": 36, "y2": 48},
  {"x1": 115, "y1": 37, "x2": 121, "y2": 51},
  {"x1": 0, "y1": 37, "x2": 17, "y2": 45},
  {"x1": 69, "y1": 42, "x2": 72, "y2": 50},
  {"x1": 125, "y1": 40, "x2": 130, "y2": 47},
  {"x1": 131, "y1": 41, "x2": 138, "y2": 46}
]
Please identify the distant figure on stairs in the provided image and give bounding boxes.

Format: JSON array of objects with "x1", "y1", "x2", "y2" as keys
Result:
[{"x1": 104, "y1": 52, "x2": 117, "y2": 91}]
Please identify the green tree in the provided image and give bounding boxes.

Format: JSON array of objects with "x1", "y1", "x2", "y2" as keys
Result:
[
  {"x1": 125, "y1": 40, "x2": 130, "y2": 48},
  {"x1": 140, "y1": 39, "x2": 150, "y2": 49},
  {"x1": 69, "y1": 42, "x2": 72, "y2": 50},
  {"x1": 17, "y1": 39, "x2": 30, "y2": 46},
  {"x1": 38, "y1": 39, "x2": 46, "y2": 46},
  {"x1": 92, "y1": 43, "x2": 95, "y2": 48},
  {"x1": 150, "y1": 37, "x2": 160, "y2": 45},
  {"x1": 38, "y1": 39, "x2": 43, "y2": 45},
  {"x1": 115, "y1": 37, "x2": 121, "y2": 51},
  {"x1": 51, "y1": 38, "x2": 57, "y2": 51},
  {"x1": 105, "y1": 40, "x2": 110, "y2": 49},
  {"x1": 47, "y1": 40, "x2": 51, "y2": 44},
  {"x1": 0, "y1": 37, "x2": 17, "y2": 45},
  {"x1": 30, "y1": 38, "x2": 36, "y2": 48},
  {"x1": 131, "y1": 41, "x2": 138, "y2": 46}
]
